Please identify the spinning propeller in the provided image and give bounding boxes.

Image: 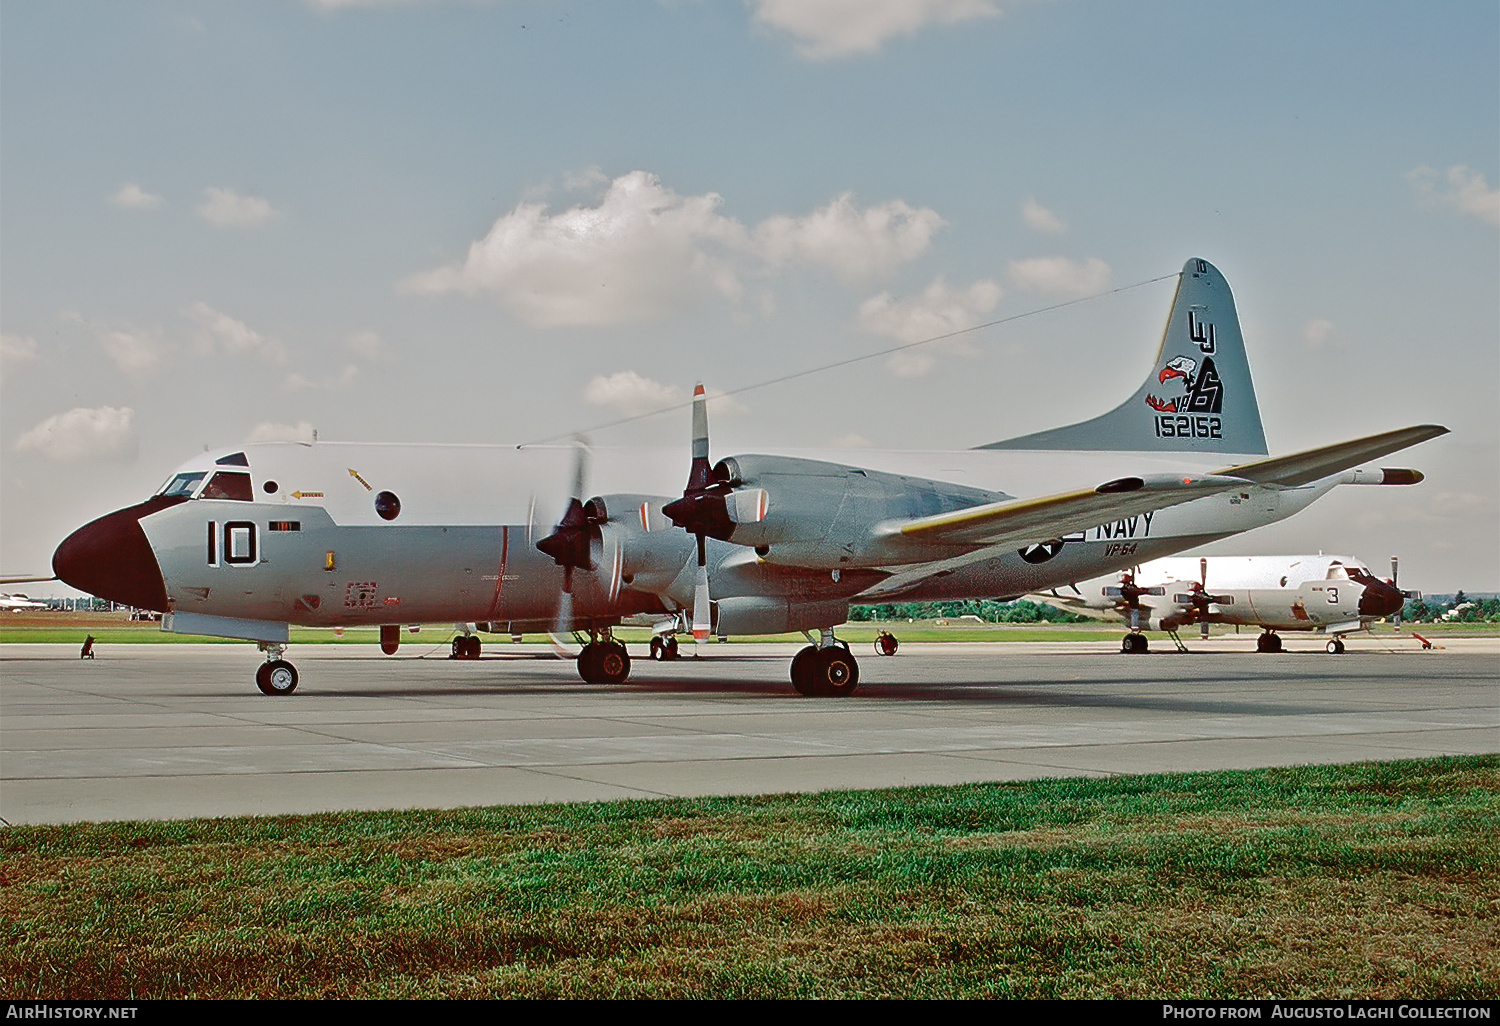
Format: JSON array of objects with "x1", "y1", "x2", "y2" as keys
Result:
[
  {"x1": 1103, "y1": 569, "x2": 1166, "y2": 631},
  {"x1": 1171, "y1": 557, "x2": 1233, "y2": 639},
  {"x1": 534, "y1": 441, "x2": 625, "y2": 636}
]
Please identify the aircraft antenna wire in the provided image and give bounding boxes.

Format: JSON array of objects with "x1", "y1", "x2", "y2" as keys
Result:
[{"x1": 519, "y1": 271, "x2": 1180, "y2": 448}]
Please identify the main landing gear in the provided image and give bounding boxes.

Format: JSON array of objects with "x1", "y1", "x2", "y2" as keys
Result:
[
  {"x1": 1256, "y1": 632, "x2": 1283, "y2": 653},
  {"x1": 1121, "y1": 632, "x2": 1149, "y2": 654},
  {"x1": 1325, "y1": 637, "x2": 1346, "y2": 654},
  {"x1": 255, "y1": 643, "x2": 298, "y2": 695},
  {"x1": 451, "y1": 634, "x2": 481, "y2": 659},
  {"x1": 577, "y1": 630, "x2": 631, "y2": 684},
  {"x1": 648, "y1": 634, "x2": 681, "y2": 660},
  {"x1": 791, "y1": 630, "x2": 860, "y2": 697}
]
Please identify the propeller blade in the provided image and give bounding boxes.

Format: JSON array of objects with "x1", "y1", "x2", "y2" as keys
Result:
[
  {"x1": 692, "y1": 562, "x2": 711, "y2": 650},
  {"x1": 1200, "y1": 557, "x2": 1208, "y2": 589}
]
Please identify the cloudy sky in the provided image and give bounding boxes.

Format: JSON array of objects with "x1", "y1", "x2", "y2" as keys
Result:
[{"x1": 2, "y1": 0, "x2": 1496, "y2": 593}]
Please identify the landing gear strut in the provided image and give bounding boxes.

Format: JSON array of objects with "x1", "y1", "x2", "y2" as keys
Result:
[
  {"x1": 577, "y1": 630, "x2": 631, "y2": 684},
  {"x1": 255, "y1": 643, "x2": 298, "y2": 695},
  {"x1": 1256, "y1": 632, "x2": 1283, "y2": 653},
  {"x1": 791, "y1": 630, "x2": 860, "y2": 697},
  {"x1": 1121, "y1": 632, "x2": 1149, "y2": 654}
]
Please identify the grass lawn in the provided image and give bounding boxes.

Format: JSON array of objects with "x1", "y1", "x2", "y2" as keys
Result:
[{"x1": 3, "y1": 757, "x2": 1495, "y2": 999}]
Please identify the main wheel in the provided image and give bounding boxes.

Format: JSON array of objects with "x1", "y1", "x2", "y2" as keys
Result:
[
  {"x1": 790, "y1": 645, "x2": 819, "y2": 694},
  {"x1": 579, "y1": 642, "x2": 631, "y2": 684},
  {"x1": 813, "y1": 647, "x2": 859, "y2": 696},
  {"x1": 596, "y1": 642, "x2": 631, "y2": 684},
  {"x1": 1122, "y1": 633, "x2": 1148, "y2": 654},
  {"x1": 465, "y1": 635, "x2": 482, "y2": 659},
  {"x1": 1257, "y1": 633, "x2": 1283, "y2": 653},
  {"x1": 256, "y1": 659, "x2": 298, "y2": 696},
  {"x1": 661, "y1": 636, "x2": 679, "y2": 660},
  {"x1": 793, "y1": 646, "x2": 860, "y2": 697}
]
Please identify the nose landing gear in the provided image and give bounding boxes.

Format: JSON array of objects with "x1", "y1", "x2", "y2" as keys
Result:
[{"x1": 255, "y1": 643, "x2": 298, "y2": 695}]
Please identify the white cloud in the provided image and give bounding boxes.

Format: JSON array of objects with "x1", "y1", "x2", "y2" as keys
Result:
[
  {"x1": 405, "y1": 171, "x2": 943, "y2": 327},
  {"x1": 752, "y1": 0, "x2": 1008, "y2": 58},
  {"x1": 1021, "y1": 197, "x2": 1065, "y2": 235},
  {"x1": 109, "y1": 183, "x2": 164, "y2": 210},
  {"x1": 246, "y1": 421, "x2": 316, "y2": 443},
  {"x1": 15, "y1": 406, "x2": 136, "y2": 463},
  {"x1": 857, "y1": 277, "x2": 1002, "y2": 377},
  {"x1": 405, "y1": 171, "x2": 749, "y2": 327},
  {"x1": 1407, "y1": 165, "x2": 1500, "y2": 228},
  {"x1": 284, "y1": 364, "x2": 358, "y2": 391},
  {"x1": 829, "y1": 432, "x2": 874, "y2": 448},
  {"x1": 184, "y1": 302, "x2": 288, "y2": 364},
  {"x1": 1007, "y1": 256, "x2": 1111, "y2": 296},
  {"x1": 346, "y1": 330, "x2": 388, "y2": 361},
  {"x1": 99, "y1": 326, "x2": 169, "y2": 378},
  {"x1": 1302, "y1": 318, "x2": 1341, "y2": 350},
  {"x1": 197, "y1": 187, "x2": 278, "y2": 228},
  {"x1": 1, "y1": 333, "x2": 40, "y2": 381},
  {"x1": 754, "y1": 194, "x2": 945, "y2": 283},
  {"x1": 583, "y1": 371, "x2": 687, "y2": 418}
]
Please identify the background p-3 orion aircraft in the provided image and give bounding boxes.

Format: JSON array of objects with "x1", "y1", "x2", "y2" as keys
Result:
[
  {"x1": 1043, "y1": 553, "x2": 1415, "y2": 654},
  {"x1": 52, "y1": 258, "x2": 1446, "y2": 696}
]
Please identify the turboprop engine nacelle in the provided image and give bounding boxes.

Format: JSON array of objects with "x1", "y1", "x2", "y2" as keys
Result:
[
  {"x1": 709, "y1": 454, "x2": 1007, "y2": 569},
  {"x1": 583, "y1": 493, "x2": 698, "y2": 597}
]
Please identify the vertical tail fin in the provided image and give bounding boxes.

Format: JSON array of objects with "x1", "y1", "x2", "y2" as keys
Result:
[{"x1": 979, "y1": 258, "x2": 1268, "y2": 455}]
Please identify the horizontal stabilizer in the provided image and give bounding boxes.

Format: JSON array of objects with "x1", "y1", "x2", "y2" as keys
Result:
[{"x1": 1215, "y1": 425, "x2": 1448, "y2": 488}]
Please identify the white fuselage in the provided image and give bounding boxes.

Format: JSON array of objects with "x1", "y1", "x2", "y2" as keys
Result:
[
  {"x1": 1061, "y1": 554, "x2": 1397, "y2": 634},
  {"x1": 132, "y1": 440, "x2": 1334, "y2": 635}
]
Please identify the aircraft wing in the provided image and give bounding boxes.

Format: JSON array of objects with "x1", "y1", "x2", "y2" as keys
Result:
[
  {"x1": 869, "y1": 472, "x2": 1249, "y2": 559},
  {"x1": 1213, "y1": 425, "x2": 1448, "y2": 488}
]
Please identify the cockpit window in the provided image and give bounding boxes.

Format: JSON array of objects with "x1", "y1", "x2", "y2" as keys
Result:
[
  {"x1": 215, "y1": 451, "x2": 249, "y2": 466},
  {"x1": 1326, "y1": 563, "x2": 1350, "y2": 581},
  {"x1": 158, "y1": 472, "x2": 207, "y2": 498},
  {"x1": 200, "y1": 471, "x2": 254, "y2": 501}
]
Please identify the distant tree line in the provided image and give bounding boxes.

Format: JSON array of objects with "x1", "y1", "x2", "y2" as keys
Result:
[
  {"x1": 849, "y1": 600, "x2": 1090, "y2": 624},
  {"x1": 1401, "y1": 592, "x2": 1500, "y2": 623}
]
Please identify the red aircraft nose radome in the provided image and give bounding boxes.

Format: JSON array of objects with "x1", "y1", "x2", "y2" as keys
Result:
[
  {"x1": 1347, "y1": 567, "x2": 1406, "y2": 619},
  {"x1": 52, "y1": 497, "x2": 181, "y2": 613}
]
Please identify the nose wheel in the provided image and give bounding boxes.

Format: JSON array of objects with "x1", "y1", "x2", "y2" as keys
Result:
[
  {"x1": 255, "y1": 658, "x2": 298, "y2": 695},
  {"x1": 1326, "y1": 637, "x2": 1345, "y2": 654}
]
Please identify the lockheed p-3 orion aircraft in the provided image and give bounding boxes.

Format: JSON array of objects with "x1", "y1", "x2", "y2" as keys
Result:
[
  {"x1": 52, "y1": 259, "x2": 1446, "y2": 696},
  {"x1": 1046, "y1": 553, "x2": 1415, "y2": 654}
]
